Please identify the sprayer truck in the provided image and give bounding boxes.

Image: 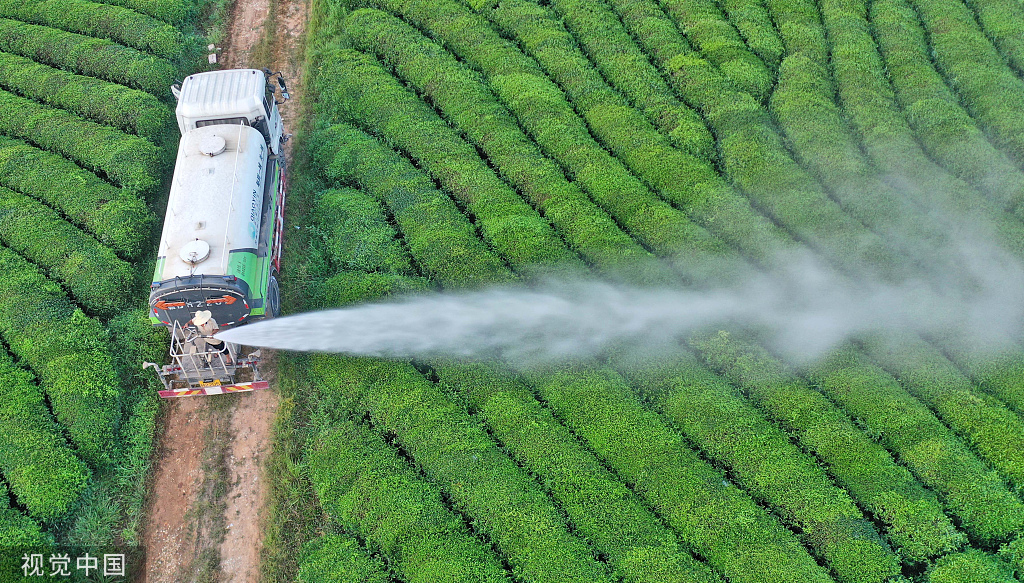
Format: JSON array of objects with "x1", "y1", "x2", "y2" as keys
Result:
[{"x1": 143, "y1": 68, "x2": 289, "y2": 398}]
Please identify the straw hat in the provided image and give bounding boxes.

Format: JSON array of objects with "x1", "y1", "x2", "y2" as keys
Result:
[{"x1": 193, "y1": 310, "x2": 213, "y2": 326}]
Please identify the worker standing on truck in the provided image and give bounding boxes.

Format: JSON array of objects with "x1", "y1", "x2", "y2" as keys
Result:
[{"x1": 191, "y1": 310, "x2": 232, "y2": 365}]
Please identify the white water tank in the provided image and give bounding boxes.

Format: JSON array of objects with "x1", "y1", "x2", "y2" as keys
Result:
[{"x1": 156, "y1": 123, "x2": 269, "y2": 280}]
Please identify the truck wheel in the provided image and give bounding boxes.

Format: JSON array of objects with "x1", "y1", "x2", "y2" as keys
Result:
[{"x1": 267, "y1": 273, "x2": 281, "y2": 318}]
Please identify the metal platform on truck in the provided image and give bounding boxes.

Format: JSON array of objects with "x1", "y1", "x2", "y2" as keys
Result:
[{"x1": 143, "y1": 320, "x2": 269, "y2": 398}]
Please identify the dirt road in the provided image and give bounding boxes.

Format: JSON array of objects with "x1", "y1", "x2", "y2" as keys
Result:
[{"x1": 139, "y1": 1, "x2": 308, "y2": 581}]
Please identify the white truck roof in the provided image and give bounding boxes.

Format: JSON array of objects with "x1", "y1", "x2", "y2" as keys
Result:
[
  {"x1": 157, "y1": 124, "x2": 268, "y2": 280},
  {"x1": 175, "y1": 69, "x2": 267, "y2": 134}
]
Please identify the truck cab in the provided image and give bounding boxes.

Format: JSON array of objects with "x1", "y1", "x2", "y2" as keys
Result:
[
  {"x1": 145, "y1": 69, "x2": 288, "y2": 397},
  {"x1": 174, "y1": 68, "x2": 285, "y2": 156}
]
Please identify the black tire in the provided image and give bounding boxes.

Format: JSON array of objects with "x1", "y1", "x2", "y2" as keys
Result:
[{"x1": 266, "y1": 272, "x2": 281, "y2": 319}]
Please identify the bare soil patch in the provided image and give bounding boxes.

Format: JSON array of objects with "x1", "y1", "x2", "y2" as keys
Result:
[{"x1": 139, "y1": 399, "x2": 208, "y2": 583}]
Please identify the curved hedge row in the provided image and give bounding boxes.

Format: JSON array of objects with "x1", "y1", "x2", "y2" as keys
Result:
[
  {"x1": 761, "y1": 0, "x2": 830, "y2": 64},
  {"x1": 0, "y1": 346, "x2": 89, "y2": 521},
  {"x1": 435, "y1": 360, "x2": 723, "y2": 583},
  {"x1": 767, "y1": 53, "x2": 967, "y2": 272},
  {"x1": 309, "y1": 122, "x2": 513, "y2": 288},
  {"x1": 0, "y1": 187, "x2": 134, "y2": 317},
  {"x1": 520, "y1": 364, "x2": 834, "y2": 583},
  {"x1": 608, "y1": 0, "x2": 695, "y2": 65},
  {"x1": 479, "y1": 0, "x2": 788, "y2": 266},
  {"x1": 343, "y1": 0, "x2": 765, "y2": 271},
  {"x1": 310, "y1": 47, "x2": 577, "y2": 275},
  {"x1": 0, "y1": 136, "x2": 153, "y2": 259},
  {"x1": 664, "y1": 53, "x2": 902, "y2": 278},
  {"x1": 312, "y1": 186, "x2": 415, "y2": 277},
  {"x1": 999, "y1": 537, "x2": 1024, "y2": 576},
  {"x1": 614, "y1": 350, "x2": 931, "y2": 569},
  {"x1": 92, "y1": 0, "x2": 194, "y2": 25},
  {"x1": 0, "y1": 89, "x2": 162, "y2": 193},
  {"x1": 344, "y1": 1, "x2": 735, "y2": 268},
  {"x1": 0, "y1": 481, "x2": 48, "y2": 547},
  {"x1": 688, "y1": 332, "x2": 962, "y2": 562},
  {"x1": 905, "y1": 0, "x2": 1024, "y2": 172},
  {"x1": 304, "y1": 417, "x2": 510, "y2": 583},
  {"x1": 0, "y1": 0, "x2": 185, "y2": 59},
  {"x1": 306, "y1": 270, "x2": 432, "y2": 310},
  {"x1": 297, "y1": 534, "x2": 391, "y2": 583},
  {"x1": 718, "y1": 0, "x2": 784, "y2": 70},
  {"x1": 860, "y1": 332, "x2": 1024, "y2": 490},
  {"x1": 926, "y1": 550, "x2": 1017, "y2": 583},
  {"x1": 930, "y1": 340, "x2": 1024, "y2": 417},
  {"x1": 0, "y1": 18, "x2": 175, "y2": 97},
  {"x1": 502, "y1": 0, "x2": 715, "y2": 160},
  {"x1": 604, "y1": 0, "x2": 903, "y2": 279},
  {"x1": 817, "y1": 0, "x2": 1024, "y2": 247},
  {"x1": 868, "y1": 0, "x2": 1024, "y2": 212},
  {"x1": 0, "y1": 52, "x2": 174, "y2": 140},
  {"x1": 961, "y1": 0, "x2": 1024, "y2": 78},
  {"x1": 656, "y1": 0, "x2": 772, "y2": 100},
  {"x1": 0, "y1": 246, "x2": 121, "y2": 469},
  {"x1": 803, "y1": 346, "x2": 1024, "y2": 547},
  {"x1": 314, "y1": 356, "x2": 617, "y2": 583},
  {"x1": 334, "y1": 10, "x2": 660, "y2": 278}
]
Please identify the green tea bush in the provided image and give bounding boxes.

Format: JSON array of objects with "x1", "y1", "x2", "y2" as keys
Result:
[
  {"x1": 306, "y1": 270, "x2": 431, "y2": 309},
  {"x1": 333, "y1": 0, "x2": 727, "y2": 263},
  {"x1": 0, "y1": 482, "x2": 49, "y2": 547},
  {"x1": 0, "y1": 18, "x2": 177, "y2": 96},
  {"x1": 929, "y1": 340, "x2": 1024, "y2": 417},
  {"x1": 309, "y1": 122, "x2": 513, "y2": 288},
  {"x1": 92, "y1": 0, "x2": 194, "y2": 25},
  {"x1": 0, "y1": 136, "x2": 154, "y2": 259},
  {"x1": 0, "y1": 246, "x2": 121, "y2": 469},
  {"x1": 718, "y1": 0, "x2": 784, "y2": 70},
  {"x1": 817, "y1": 0, "x2": 1024, "y2": 266},
  {"x1": 999, "y1": 537, "x2": 1024, "y2": 576},
  {"x1": 312, "y1": 186, "x2": 414, "y2": 276},
  {"x1": 664, "y1": 53, "x2": 900, "y2": 278},
  {"x1": 905, "y1": 0, "x2": 1024, "y2": 171},
  {"x1": 304, "y1": 415, "x2": 510, "y2": 583},
  {"x1": 614, "y1": 349, "x2": 921, "y2": 572},
  {"x1": 0, "y1": 187, "x2": 135, "y2": 317},
  {"x1": 804, "y1": 346, "x2": 1024, "y2": 546},
  {"x1": 926, "y1": 549, "x2": 1016, "y2": 583},
  {"x1": 338, "y1": 9, "x2": 659, "y2": 277},
  {"x1": 0, "y1": 52, "x2": 174, "y2": 140},
  {"x1": 435, "y1": 360, "x2": 722, "y2": 583},
  {"x1": 688, "y1": 332, "x2": 960, "y2": 562},
  {"x1": 297, "y1": 534, "x2": 390, "y2": 583},
  {"x1": 961, "y1": 0, "x2": 1024, "y2": 77},
  {"x1": 759, "y1": 0, "x2": 829, "y2": 65},
  {"x1": 481, "y1": 0, "x2": 715, "y2": 160},
  {"x1": 767, "y1": 53, "x2": 961, "y2": 269},
  {"x1": 609, "y1": 0, "x2": 695, "y2": 64},
  {"x1": 478, "y1": 0, "x2": 785, "y2": 265},
  {"x1": 106, "y1": 308, "x2": 169, "y2": 383},
  {"x1": 603, "y1": 0, "x2": 901, "y2": 278},
  {"x1": 861, "y1": 332, "x2": 1024, "y2": 491},
  {"x1": 0, "y1": 89, "x2": 162, "y2": 193},
  {"x1": 310, "y1": 47, "x2": 575, "y2": 274},
  {"x1": 0, "y1": 0, "x2": 185, "y2": 59},
  {"x1": 657, "y1": 0, "x2": 772, "y2": 100},
  {"x1": 869, "y1": 0, "x2": 1024, "y2": 212},
  {"x1": 0, "y1": 347, "x2": 89, "y2": 521},
  {"x1": 521, "y1": 363, "x2": 833, "y2": 583},
  {"x1": 314, "y1": 356, "x2": 616, "y2": 583}
]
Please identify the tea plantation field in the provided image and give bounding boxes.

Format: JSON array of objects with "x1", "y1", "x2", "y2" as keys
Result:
[
  {"x1": 0, "y1": 0, "x2": 203, "y2": 571},
  {"x1": 271, "y1": 0, "x2": 1024, "y2": 581}
]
